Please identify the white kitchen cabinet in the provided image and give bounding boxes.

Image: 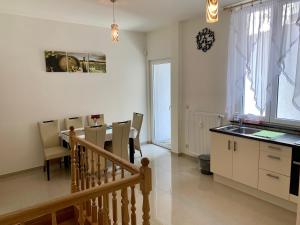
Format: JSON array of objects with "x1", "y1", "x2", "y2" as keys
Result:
[
  {"x1": 211, "y1": 133, "x2": 233, "y2": 179},
  {"x1": 258, "y1": 169, "x2": 290, "y2": 200},
  {"x1": 232, "y1": 137, "x2": 260, "y2": 188},
  {"x1": 259, "y1": 147, "x2": 291, "y2": 176},
  {"x1": 211, "y1": 133, "x2": 259, "y2": 188},
  {"x1": 211, "y1": 130, "x2": 295, "y2": 205}
]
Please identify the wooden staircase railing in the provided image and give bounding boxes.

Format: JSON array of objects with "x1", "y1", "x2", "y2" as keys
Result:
[{"x1": 0, "y1": 127, "x2": 152, "y2": 225}]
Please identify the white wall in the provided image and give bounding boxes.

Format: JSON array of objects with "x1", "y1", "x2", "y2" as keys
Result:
[
  {"x1": 146, "y1": 13, "x2": 230, "y2": 154},
  {"x1": 0, "y1": 13, "x2": 147, "y2": 175},
  {"x1": 180, "y1": 13, "x2": 230, "y2": 154},
  {"x1": 146, "y1": 24, "x2": 181, "y2": 153}
]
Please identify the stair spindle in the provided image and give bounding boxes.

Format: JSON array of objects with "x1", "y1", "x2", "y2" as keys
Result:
[
  {"x1": 78, "y1": 203, "x2": 85, "y2": 225},
  {"x1": 130, "y1": 184, "x2": 136, "y2": 225},
  {"x1": 85, "y1": 148, "x2": 91, "y2": 217},
  {"x1": 69, "y1": 127, "x2": 78, "y2": 193},
  {"x1": 112, "y1": 163, "x2": 118, "y2": 225},
  {"x1": 140, "y1": 158, "x2": 152, "y2": 225},
  {"x1": 80, "y1": 146, "x2": 85, "y2": 192},
  {"x1": 51, "y1": 212, "x2": 57, "y2": 225},
  {"x1": 97, "y1": 155, "x2": 104, "y2": 225},
  {"x1": 103, "y1": 162, "x2": 110, "y2": 225},
  {"x1": 91, "y1": 151, "x2": 98, "y2": 223},
  {"x1": 121, "y1": 168, "x2": 129, "y2": 225}
]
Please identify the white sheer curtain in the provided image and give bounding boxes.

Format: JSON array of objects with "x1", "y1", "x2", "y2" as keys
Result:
[{"x1": 226, "y1": 0, "x2": 300, "y2": 119}]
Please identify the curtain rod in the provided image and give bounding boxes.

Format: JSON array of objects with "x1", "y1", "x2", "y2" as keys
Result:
[{"x1": 223, "y1": 0, "x2": 264, "y2": 11}]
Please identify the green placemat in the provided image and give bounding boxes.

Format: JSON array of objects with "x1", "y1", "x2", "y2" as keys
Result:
[{"x1": 253, "y1": 130, "x2": 285, "y2": 139}]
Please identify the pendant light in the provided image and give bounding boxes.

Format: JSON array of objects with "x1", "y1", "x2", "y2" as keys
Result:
[
  {"x1": 111, "y1": 0, "x2": 119, "y2": 42},
  {"x1": 206, "y1": 0, "x2": 219, "y2": 23}
]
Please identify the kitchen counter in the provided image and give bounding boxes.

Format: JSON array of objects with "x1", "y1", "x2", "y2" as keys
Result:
[{"x1": 210, "y1": 125, "x2": 300, "y2": 148}]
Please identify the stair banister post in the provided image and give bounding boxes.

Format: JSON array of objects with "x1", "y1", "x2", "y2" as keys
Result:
[
  {"x1": 140, "y1": 158, "x2": 152, "y2": 225},
  {"x1": 69, "y1": 126, "x2": 78, "y2": 193}
]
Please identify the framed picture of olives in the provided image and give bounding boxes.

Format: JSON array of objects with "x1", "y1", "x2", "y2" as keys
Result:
[{"x1": 44, "y1": 51, "x2": 106, "y2": 74}]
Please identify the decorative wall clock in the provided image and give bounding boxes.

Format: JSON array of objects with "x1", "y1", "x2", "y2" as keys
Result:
[{"x1": 196, "y1": 28, "x2": 215, "y2": 52}]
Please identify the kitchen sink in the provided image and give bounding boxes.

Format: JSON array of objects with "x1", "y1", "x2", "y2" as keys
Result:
[
  {"x1": 230, "y1": 127, "x2": 261, "y2": 135},
  {"x1": 216, "y1": 125, "x2": 239, "y2": 131},
  {"x1": 216, "y1": 125, "x2": 261, "y2": 135}
]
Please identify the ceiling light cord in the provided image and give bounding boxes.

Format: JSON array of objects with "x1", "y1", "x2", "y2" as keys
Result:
[
  {"x1": 113, "y1": 1, "x2": 116, "y2": 23},
  {"x1": 111, "y1": 0, "x2": 119, "y2": 42}
]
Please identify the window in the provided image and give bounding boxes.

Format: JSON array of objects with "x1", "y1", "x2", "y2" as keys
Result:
[
  {"x1": 244, "y1": 76, "x2": 266, "y2": 117},
  {"x1": 277, "y1": 75, "x2": 300, "y2": 121},
  {"x1": 227, "y1": 0, "x2": 300, "y2": 126}
]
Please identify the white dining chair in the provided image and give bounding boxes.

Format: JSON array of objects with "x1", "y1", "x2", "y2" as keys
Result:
[
  {"x1": 65, "y1": 116, "x2": 84, "y2": 130},
  {"x1": 87, "y1": 114, "x2": 105, "y2": 126},
  {"x1": 38, "y1": 120, "x2": 70, "y2": 181},
  {"x1": 109, "y1": 121, "x2": 131, "y2": 161},
  {"x1": 85, "y1": 125, "x2": 107, "y2": 171},
  {"x1": 132, "y1": 112, "x2": 143, "y2": 157}
]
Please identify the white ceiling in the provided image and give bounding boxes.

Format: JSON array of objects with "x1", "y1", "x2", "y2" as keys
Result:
[{"x1": 0, "y1": 0, "x2": 238, "y2": 32}]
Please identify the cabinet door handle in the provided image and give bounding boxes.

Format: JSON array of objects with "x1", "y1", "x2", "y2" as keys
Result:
[
  {"x1": 234, "y1": 141, "x2": 237, "y2": 152},
  {"x1": 267, "y1": 155, "x2": 281, "y2": 160},
  {"x1": 266, "y1": 174, "x2": 280, "y2": 180},
  {"x1": 268, "y1": 146, "x2": 281, "y2": 151},
  {"x1": 293, "y1": 161, "x2": 300, "y2": 166},
  {"x1": 228, "y1": 140, "x2": 231, "y2": 150}
]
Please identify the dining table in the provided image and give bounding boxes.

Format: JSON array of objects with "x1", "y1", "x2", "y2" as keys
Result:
[{"x1": 60, "y1": 126, "x2": 138, "y2": 164}]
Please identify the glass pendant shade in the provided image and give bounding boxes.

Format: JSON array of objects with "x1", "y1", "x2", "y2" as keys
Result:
[
  {"x1": 111, "y1": 23, "x2": 119, "y2": 42},
  {"x1": 206, "y1": 0, "x2": 218, "y2": 23}
]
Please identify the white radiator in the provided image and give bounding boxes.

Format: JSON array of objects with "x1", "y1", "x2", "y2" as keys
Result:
[{"x1": 185, "y1": 111, "x2": 223, "y2": 156}]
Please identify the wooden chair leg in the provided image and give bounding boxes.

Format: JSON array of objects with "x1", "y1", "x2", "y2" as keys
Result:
[
  {"x1": 64, "y1": 156, "x2": 70, "y2": 168},
  {"x1": 43, "y1": 161, "x2": 46, "y2": 172},
  {"x1": 140, "y1": 150, "x2": 143, "y2": 157},
  {"x1": 47, "y1": 160, "x2": 50, "y2": 181}
]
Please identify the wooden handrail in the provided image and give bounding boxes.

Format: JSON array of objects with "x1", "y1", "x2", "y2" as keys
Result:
[
  {"x1": 73, "y1": 136, "x2": 139, "y2": 174},
  {"x1": 0, "y1": 127, "x2": 152, "y2": 225},
  {"x1": 0, "y1": 174, "x2": 141, "y2": 225}
]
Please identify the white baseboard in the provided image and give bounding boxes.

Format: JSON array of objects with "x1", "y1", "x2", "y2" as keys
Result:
[{"x1": 214, "y1": 174, "x2": 297, "y2": 212}]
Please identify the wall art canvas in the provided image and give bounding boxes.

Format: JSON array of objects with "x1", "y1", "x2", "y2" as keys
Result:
[
  {"x1": 45, "y1": 50, "x2": 106, "y2": 74},
  {"x1": 67, "y1": 52, "x2": 89, "y2": 73},
  {"x1": 88, "y1": 53, "x2": 106, "y2": 73},
  {"x1": 45, "y1": 51, "x2": 68, "y2": 72}
]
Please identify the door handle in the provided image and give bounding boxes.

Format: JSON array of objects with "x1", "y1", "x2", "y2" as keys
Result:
[
  {"x1": 266, "y1": 174, "x2": 280, "y2": 180},
  {"x1": 268, "y1": 146, "x2": 281, "y2": 151},
  {"x1": 228, "y1": 140, "x2": 231, "y2": 150},
  {"x1": 267, "y1": 155, "x2": 281, "y2": 160},
  {"x1": 233, "y1": 141, "x2": 237, "y2": 152},
  {"x1": 293, "y1": 161, "x2": 300, "y2": 166}
]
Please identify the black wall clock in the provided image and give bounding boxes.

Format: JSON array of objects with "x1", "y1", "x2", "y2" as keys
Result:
[{"x1": 196, "y1": 28, "x2": 215, "y2": 52}]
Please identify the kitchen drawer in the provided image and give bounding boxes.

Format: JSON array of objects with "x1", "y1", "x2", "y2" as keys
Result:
[
  {"x1": 258, "y1": 169, "x2": 290, "y2": 200},
  {"x1": 259, "y1": 150, "x2": 291, "y2": 176},
  {"x1": 260, "y1": 142, "x2": 292, "y2": 157}
]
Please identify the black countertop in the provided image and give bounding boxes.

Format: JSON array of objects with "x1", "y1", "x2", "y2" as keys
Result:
[{"x1": 210, "y1": 126, "x2": 300, "y2": 148}]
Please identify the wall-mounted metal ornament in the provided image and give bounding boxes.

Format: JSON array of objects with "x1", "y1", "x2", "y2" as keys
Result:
[{"x1": 196, "y1": 28, "x2": 215, "y2": 52}]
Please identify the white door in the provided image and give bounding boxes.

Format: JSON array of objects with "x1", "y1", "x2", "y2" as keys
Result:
[{"x1": 151, "y1": 60, "x2": 171, "y2": 149}]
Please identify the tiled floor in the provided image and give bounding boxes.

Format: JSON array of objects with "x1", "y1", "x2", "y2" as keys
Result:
[
  {"x1": 0, "y1": 144, "x2": 296, "y2": 225},
  {"x1": 156, "y1": 139, "x2": 172, "y2": 149}
]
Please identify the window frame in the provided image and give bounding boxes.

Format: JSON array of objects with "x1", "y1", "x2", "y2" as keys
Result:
[
  {"x1": 241, "y1": 73, "x2": 300, "y2": 127},
  {"x1": 238, "y1": 2, "x2": 300, "y2": 128},
  {"x1": 269, "y1": 75, "x2": 300, "y2": 127}
]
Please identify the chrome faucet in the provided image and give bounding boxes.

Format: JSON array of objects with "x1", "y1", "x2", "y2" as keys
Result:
[{"x1": 239, "y1": 118, "x2": 243, "y2": 126}]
